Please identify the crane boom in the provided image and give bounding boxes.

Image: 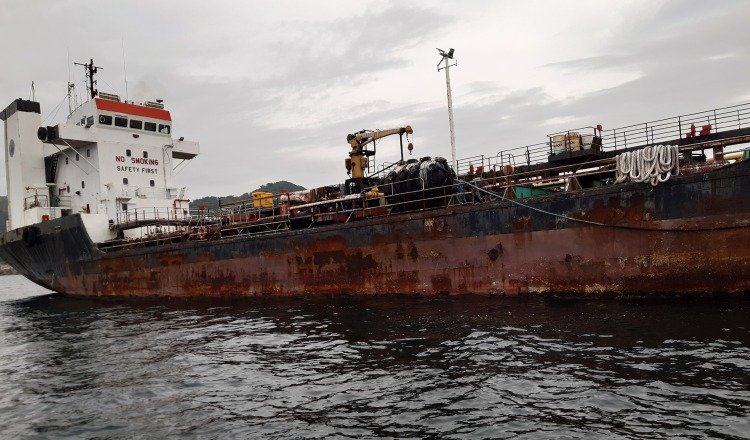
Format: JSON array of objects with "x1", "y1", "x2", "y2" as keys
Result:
[
  {"x1": 345, "y1": 125, "x2": 413, "y2": 179},
  {"x1": 348, "y1": 125, "x2": 413, "y2": 149}
]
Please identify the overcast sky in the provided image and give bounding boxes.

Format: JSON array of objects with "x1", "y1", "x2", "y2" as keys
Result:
[{"x1": 2, "y1": 0, "x2": 749, "y2": 197}]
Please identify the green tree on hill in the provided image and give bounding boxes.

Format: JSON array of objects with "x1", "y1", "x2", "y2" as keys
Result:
[{"x1": 190, "y1": 181, "x2": 305, "y2": 211}]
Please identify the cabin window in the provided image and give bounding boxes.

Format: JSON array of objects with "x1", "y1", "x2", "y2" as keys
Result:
[
  {"x1": 65, "y1": 157, "x2": 69, "y2": 165},
  {"x1": 81, "y1": 181, "x2": 85, "y2": 189},
  {"x1": 76, "y1": 153, "x2": 80, "y2": 161},
  {"x1": 129, "y1": 119, "x2": 143, "y2": 130},
  {"x1": 114, "y1": 117, "x2": 127, "y2": 127},
  {"x1": 126, "y1": 149, "x2": 131, "y2": 157},
  {"x1": 158, "y1": 124, "x2": 170, "y2": 134},
  {"x1": 86, "y1": 149, "x2": 91, "y2": 157},
  {"x1": 122, "y1": 203, "x2": 128, "y2": 211},
  {"x1": 123, "y1": 178, "x2": 129, "y2": 185},
  {"x1": 99, "y1": 115, "x2": 113, "y2": 125},
  {"x1": 66, "y1": 185, "x2": 70, "y2": 192},
  {"x1": 144, "y1": 122, "x2": 156, "y2": 132},
  {"x1": 143, "y1": 151, "x2": 148, "y2": 159},
  {"x1": 149, "y1": 180, "x2": 155, "y2": 187}
]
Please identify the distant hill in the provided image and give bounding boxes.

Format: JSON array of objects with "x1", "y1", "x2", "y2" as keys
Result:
[
  {"x1": 190, "y1": 181, "x2": 306, "y2": 211},
  {"x1": 0, "y1": 182, "x2": 306, "y2": 230}
]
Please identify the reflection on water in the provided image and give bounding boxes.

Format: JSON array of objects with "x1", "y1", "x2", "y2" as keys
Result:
[{"x1": 0, "y1": 275, "x2": 748, "y2": 439}]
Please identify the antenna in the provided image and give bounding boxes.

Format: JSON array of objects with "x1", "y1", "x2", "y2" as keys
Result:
[
  {"x1": 122, "y1": 38, "x2": 129, "y2": 100},
  {"x1": 67, "y1": 49, "x2": 75, "y2": 115},
  {"x1": 74, "y1": 58, "x2": 103, "y2": 100},
  {"x1": 67, "y1": 82, "x2": 76, "y2": 115},
  {"x1": 437, "y1": 47, "x2": 458, "y2": 173}
]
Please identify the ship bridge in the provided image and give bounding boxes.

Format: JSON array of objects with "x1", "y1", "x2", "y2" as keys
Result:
[{"x1": 2, "y1": 59, "x2": 202, "y2": 242}]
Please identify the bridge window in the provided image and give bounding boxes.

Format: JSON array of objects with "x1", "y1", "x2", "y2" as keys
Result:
[
  {"x1": 144, "y1": 122, "x2": 156, "y2": 132},
  {"x1": 122, "y1": 203, "x2": 128, "y2": 211},
  {"x1": 123, "y1": 178, "x2": 128, "y2": 185},
  {"x1": 98, "y1": 115, "x2": 112, "y2": 125},
  {"x1": 126, "y1": 149, "x2": 131, "y2": 157},
  {"x1": 114, "y1": 117, "x2": 127, "y2": 127},
  {"x1": 158, "y1": 124, "x2": 170, "y2": 135},
  {"x1": 86, "y1": 149, "x2": 90, "y2": 157},
  {"x1": 76, "y1": 153, "x2": 79, "y2": 161},
  {"x1": 129, "y1": 119, "x2": 143, "y2": 130}
]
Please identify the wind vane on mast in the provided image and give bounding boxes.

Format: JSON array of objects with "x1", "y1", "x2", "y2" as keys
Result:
[{"x1": 74, "y1": 58, "x2": 103, "y2": 100}]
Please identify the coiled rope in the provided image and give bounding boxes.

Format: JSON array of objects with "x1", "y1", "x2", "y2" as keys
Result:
[{"x1": 615, "y1": 144, "x2": 680, "y2": 186}]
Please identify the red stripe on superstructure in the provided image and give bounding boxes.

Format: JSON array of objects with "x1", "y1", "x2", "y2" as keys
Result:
[{"x1": 95, "y1": 98, "x2": 172, "y2": 121}]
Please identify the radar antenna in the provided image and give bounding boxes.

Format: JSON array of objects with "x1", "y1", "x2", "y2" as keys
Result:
[{"x1": 74, "y1": 58, "x2": 103, "y2": 100}]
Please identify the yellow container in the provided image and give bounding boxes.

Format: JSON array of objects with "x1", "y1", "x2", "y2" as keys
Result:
[{"x1": 252, "y1": 191, "x2": 274, "y2": 208}]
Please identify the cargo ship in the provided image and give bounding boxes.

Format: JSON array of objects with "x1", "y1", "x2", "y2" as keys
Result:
[{"x1": 2, "y1": 60, "x2": 749, "y2": 297}]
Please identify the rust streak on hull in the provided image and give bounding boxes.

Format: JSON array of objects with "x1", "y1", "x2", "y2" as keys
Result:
[{"x1": 2, "y1": 161, "x2": 749, "y2": 298}]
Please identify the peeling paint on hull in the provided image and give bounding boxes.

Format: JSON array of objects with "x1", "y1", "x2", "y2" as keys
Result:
[{"x1": 2, "y1": 161, "x2": 749, "y2": 297}]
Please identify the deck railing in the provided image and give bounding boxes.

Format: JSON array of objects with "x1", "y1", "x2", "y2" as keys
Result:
[
  {"x1": 451, "y1": 102, "x2": 750, "y2": 175},
  {"x1": 101, "y1": 102, "x2": 750, "y2": 251}
]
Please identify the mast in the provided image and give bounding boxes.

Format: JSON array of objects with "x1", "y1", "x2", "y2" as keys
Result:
[
  {"x1": 437, "y1": 48, "x2": 458, "y2": 173},
  {"x1": 74, "y1": 58, "x2": 103, "y2": 100}
]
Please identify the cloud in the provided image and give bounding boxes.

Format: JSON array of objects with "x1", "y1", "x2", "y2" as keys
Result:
[{"x1": 1, "y1": 0, "x2": 749, "y2": 199}]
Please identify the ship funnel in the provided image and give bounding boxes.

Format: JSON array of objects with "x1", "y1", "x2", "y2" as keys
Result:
[{"x1": 1, "y1": 99, "x2": 47, "y2": 231}]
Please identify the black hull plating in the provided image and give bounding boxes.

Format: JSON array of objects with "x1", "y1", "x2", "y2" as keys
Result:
[{"x1": 1, "y1": 161, "x2": 749, "y2": 297}]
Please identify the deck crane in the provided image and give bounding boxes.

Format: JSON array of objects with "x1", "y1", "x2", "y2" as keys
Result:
[{"x1": 346, "y1": 125, "x2": 413, "y2": 179}]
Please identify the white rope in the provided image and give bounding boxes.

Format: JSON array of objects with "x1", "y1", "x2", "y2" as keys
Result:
[{"x1": 615, "y1": 145, "x2": 680, "y2": 186}]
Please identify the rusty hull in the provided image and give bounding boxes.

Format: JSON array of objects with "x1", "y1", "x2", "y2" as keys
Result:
[{"x1": 2, "y1": 161, "x2": 749, "y2": 297}]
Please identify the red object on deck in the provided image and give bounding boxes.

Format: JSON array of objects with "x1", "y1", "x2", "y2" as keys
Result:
[
  {"x1": 700, "y1": 124, "x2": 712, "y2": 136},
  {"x1": 687, "y1": 123, "x2": 696, "y2": 138}
]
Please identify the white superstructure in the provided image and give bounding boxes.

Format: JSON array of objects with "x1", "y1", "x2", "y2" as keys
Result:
[{"x1": 2, "y1": 85, "x2": 200, "y2": 242}]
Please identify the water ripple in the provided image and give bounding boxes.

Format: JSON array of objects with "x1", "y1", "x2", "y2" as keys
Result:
[{"x1": 0, "y1": 276, "x2": 748, "y2": 439}]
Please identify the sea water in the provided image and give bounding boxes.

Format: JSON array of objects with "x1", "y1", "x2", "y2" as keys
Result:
[{"x1": 0, "y1": 275, "x2": 748, "y2": 439}]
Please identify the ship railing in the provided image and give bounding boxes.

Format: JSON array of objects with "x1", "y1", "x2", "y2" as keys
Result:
[
  {"x1": 372, "y1": 161, "x2": 400, "y2": 177},
  {"x1": 467, "y1": 164, "x2": 611, "y2": 196},
  {"x1": 56, "y1": 195, "x2": 72, "y2": 209},
  {"x1": 132, "y1": 186, "x2": 175, "y2": 199},
  {"x1": 456, "y1": 142, "x2": 553, "y2": 177},
  {"x1": 599, "y1": 102, "x2": 750, "y2": 151},
  {"x1": 114, "y1": 206, "x2": 221, "y2": 229},
  {"x1": 358, "y1": 177, "x2": 474, "y2": 214},
  {"x1": 487, "y1": 102, "x2": 750, "y2": 171},
  {"x1": 220, "y1": 194, "x2": 284, "y2": 215},
  {"x1": 24, "y1": 194, "x2": 50, "y2": 210},
  {"x1": 23, "y1": 193, "x2": 73, "y2": 211},
  {"x1": 101, "y1": 215, "x2": 292, "y2": 252},
  {"x1": 217, "y1": 216, "x2": 290, "y2": 238}
]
